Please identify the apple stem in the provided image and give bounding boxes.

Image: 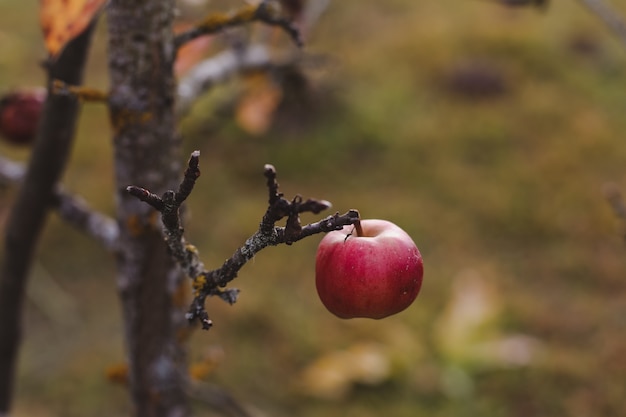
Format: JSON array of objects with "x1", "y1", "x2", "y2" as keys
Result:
[{"x1": 354, "y1": 219, "x2": 364, "y2": 237}]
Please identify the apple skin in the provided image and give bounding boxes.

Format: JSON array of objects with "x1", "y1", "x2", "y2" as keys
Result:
[
  {"x1": 0, "y1": 88, "x2": 46, "y2": 146},
  {"x1": 315, "y1": 219, "x2": 423, "y2": 319}
]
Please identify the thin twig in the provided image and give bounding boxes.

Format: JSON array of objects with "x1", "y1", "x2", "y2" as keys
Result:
[
  {"x1": 173, "y1": 1, "x2": 303, "y2": 50},
  {"x1": 127, "y1": 151, "x2": 361, "y2": 330},
  {"x1": 126, "y1": 151, "x2": 204, "y2": 277},
  {"x1": 52, "y1": 80, "x2": 109, "y2": 103}
]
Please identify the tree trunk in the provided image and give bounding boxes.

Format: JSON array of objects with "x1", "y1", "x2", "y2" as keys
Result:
[{"x1": 107, "y1": 1, "x2": 189, "y2": 416}]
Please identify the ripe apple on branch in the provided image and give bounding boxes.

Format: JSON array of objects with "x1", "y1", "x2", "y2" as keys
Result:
[
  {"x1": 316, "y1": 219, "x2": 424, "y2": 319},
  {"x1": 126, "y1": 151, "x2": 424, "y2": 326}
]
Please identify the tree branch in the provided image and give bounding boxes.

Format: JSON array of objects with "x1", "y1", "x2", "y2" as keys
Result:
[
  {"x1": 0, "y1": 23, "x2": 95, "y2": 414},
  {"x1": 0, "y1": 155, "x2": 119, "y2": 251},
  {"x1": 50, "y1": 192, "x2": 119, "y2": 251},
  {"x1": 51, "y1": 79, "x2": 109, "y2": 103},
  {"x1": 173, "y1": 1, "x2": 303, "y2": 50},
  {"x1": 177, "y1": 44, "x2": 280, "y2": 114},
  {"x1": 127, "y1": 151, "x2": 361, "y2": 330},
  {"x1": 38, "y1": 44, "x2": 285, "y2": 118}
]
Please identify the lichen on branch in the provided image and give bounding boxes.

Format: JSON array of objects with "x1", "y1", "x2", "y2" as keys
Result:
[
  {"x1": 51, "y1": 80, "x2": 109, "y2": 103},
  {"x1": 173, "y1": 1, "x2": 303, "y2": 50},
  {"x1": 127, "y1": 151, "x2": 360, "y2": 330}
]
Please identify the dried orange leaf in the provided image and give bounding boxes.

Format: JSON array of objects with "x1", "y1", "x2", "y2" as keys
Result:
[
  {"x1": 235, "y1": 73, "x2": 283, "y2": 135},
  {"x1": 40, "y1": 0, "x2": 107, "y2": 58}
]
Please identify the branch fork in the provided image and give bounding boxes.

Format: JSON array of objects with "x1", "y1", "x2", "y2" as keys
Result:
[{"x1": 127, "y1": 151, "x2": 360, "y2": 330}]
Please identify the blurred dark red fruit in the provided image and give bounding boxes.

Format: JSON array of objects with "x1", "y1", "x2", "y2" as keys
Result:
[{"x1": 0, "y1": 88, "x2": 46, "y2": 146}]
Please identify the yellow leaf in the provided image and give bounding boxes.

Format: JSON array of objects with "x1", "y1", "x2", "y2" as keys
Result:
[
  {"x1": 297, "y1": 343, "x2": 391, "y2": 400},
  {"x1": 435, "y1": 268, "x2": 500, "y2": 358},
  {"x1": 436, "y1": 269, "x2": 544, "y2": 369},
  {"x1": 40, "y1": 0, "x2": 107, "y2": 58}
]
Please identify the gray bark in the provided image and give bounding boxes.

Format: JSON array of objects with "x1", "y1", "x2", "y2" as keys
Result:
[{"x1": 107, "y1": 1, "x2": 189, "y2": 416}]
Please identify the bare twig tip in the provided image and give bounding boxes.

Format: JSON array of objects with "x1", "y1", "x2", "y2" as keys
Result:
[{"x1": 126, "y1": 185, "x2": 144, "y2": 196}]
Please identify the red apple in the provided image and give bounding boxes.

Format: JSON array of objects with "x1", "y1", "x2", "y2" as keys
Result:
[
  {"x1": 315, "y1": 219, "x2": 423, "y2": 319},
  {"x1": 0, "y1": 88, "x2": 46, "y2": 146}
]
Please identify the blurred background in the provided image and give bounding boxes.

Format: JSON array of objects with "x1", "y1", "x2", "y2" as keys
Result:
[{"x1": 1, "y1": 0, "x2": 626, "y2": 416}]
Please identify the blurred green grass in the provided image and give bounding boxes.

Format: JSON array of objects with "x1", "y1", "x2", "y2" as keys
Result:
[{"x1": 2, "y1": 0, "x2": 626, "y2": 416}]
